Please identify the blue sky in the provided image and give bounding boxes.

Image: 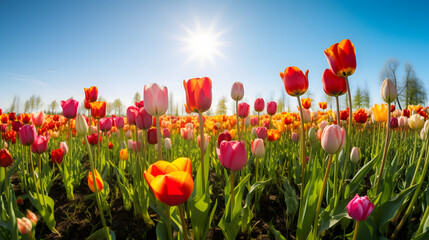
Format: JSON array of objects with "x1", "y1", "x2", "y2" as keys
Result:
[{"x1": 1, "y1": 0, "x2": 428, "y2": 114}]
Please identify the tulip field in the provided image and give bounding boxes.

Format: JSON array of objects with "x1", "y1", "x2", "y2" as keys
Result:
[{"x1": 2, "y1": 39, "x2": 429, "y2": 240}]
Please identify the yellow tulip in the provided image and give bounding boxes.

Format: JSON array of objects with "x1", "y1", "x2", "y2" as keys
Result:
[{"x1": 371, "y1": 104, "x2": 388, "y2": 122}]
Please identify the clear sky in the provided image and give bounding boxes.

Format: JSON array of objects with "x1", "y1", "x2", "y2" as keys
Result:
[{"x1": 1, "y1": 0, "x2": 428, "y2": 114}]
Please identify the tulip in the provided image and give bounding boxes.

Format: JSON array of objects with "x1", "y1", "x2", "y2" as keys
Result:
[
  {"x1": 164, "y1": 138, "x2": 172, "y2": 150},
  {"x1": 16, "y1": 217, "x2": 32, "y2": 235},
  {"x1": 231, "y1": 82, "x2": 244, "y2": 101},
  {"x1": 75, "y1": 115, "x2": 88, "y2": 136},
  {"x1": 238, "y1": 102, "x2": 250, "y2": 119},
  {"x1": 251, "y1": 138, "x2": 265, "y2": 158},
  {"x1": 26, "y1": 210, "x2": 38, "y2": 227},
  {"x1": 280, "y1": 66, "x2": 309, "y2": 97},
  {"x1": 61, "y1": 99, "x2": 79, "y2": 119},
  {"x1": 255, "y1": 127, "x2": 268, "y2": 139},
  {"x1": 197, "y1": 134, "x2": 210, "y2": 150},
  {"x1": 108, "y1": 142, "x2": 113, "y2": 149},
  {"x1": 0, "y1": 124, "x2": 7, "y2": 133},
  {"x1": 398, "y1": 116, "x2": 408, "y2": 128},
  {"x1": 244, "y1": 116, "x2": 251, "y2": 127},
  {"x1": 353, "y1": 108, "x2": 368, "y2": 124},
  {"x1": 403, "y1": 109, "x2": 411, "y2": 118},
  {"x1": 99, "y1": 118, "x2": 112, "y2": 132},
  {"x1": 31, "y1": 111, "x2": 45, "y2": 127},
  {"x1": 318, "y1": 121, "x2": 329, "y2": 132},
  {"x1": 51, "y1": 149, "x2": 64, "y2": 164},
  {"x1": 136, "y1": 107, "x2": 152, "y2": 130},
  {"x1": 251, "y1": 117, "x2": 258, "y2": 126},
  {"x1": 19, "y1": 125, "x2": 37, "y2": 146},
  {"x1": 371, "y1": 104, "x2": 388, "y2": 123},
  {"x1": 321, "y1": 69, "x2": 347, "y2": 96},
  {"x1": 120, "y1": 149, "x2": 129, "y2": 161},
  {"x1": 12, "y1": 121, "x2": 23, "y2": 132},
  {"x1": 301, "y1": 98, "x2": 311, "y2": 109},
  {"x1": 421, "y1": 128, "x2": 427, "y2": 140},
  {"x1": 302, "y1": 108, "x2": 311, "y2": 123},
  {"x1": 381, "y1": 78, "x2": 398, "y2": 103},
  {"x1": 390, "y1": 105, "x2": 396, "y2": 112},
  {"x1": 254, "y1": 98, "x2": 265, "y2": 112},
  {"x1": 319, "y1": 102, "x2": 327, "y2": 110},
  {"x1": 30, "y1": 135, "x2": 49, "y2": 154},
  {"x1": 87, "y1": 133, "x2": 102, "y2": 145},
  {"x1": 291, "y1": 132, "x2": 299, "y2": 143},
  {"x1": 144, "y1": 157, "x2": 193, "y2": 206},
  {"x1": 135, "y1": 100, "x2": 144, "y2": 108},
  {"x1": 21, "y1": 114, "x2": 31, "y2": 124},
  {"x1": 9, "y1": 112, "x2": 16, "y2": 121},
  {"x1": 308, "y1": 127, "x2": 316, "y2": 141},
  {"x1": 143, "y1": 83, "x2": 168, "y2": 116},
  {"x1": 217, "y1": 131, "x2": 232, "y2": 148},
  {"x1": 126, "y1": 106, "x2": 139, "y2": 125},
  {"x1": 324, "y1": 39, "x2": 356, "y2": 77},
  {"x1": 340, "y1": 109, "x2": 349, "y2": 121},
  {"x1": 90, "y1": 101, "x2": 107, "y2": 119},
  {"x1": 0, "y1": 148, "x2": 13, "y2": 167},
  {"x1": 350, "y1": 147, "x2": 361, "y2": 164},
  {"x1": 147, "y1": 128, "x2": 158, "y2": 144},
  {"x1": 84, "y1": 86, "x2": 98, "y2": 102},
  {"x1": 219, "y1": 141, "x2": 247, "y2": 171},
  {"x1": 390, "y1": 117, "x2": 398, "y2": 129},
  {"x1": 60, "y1": 142, "x2": 68, "y2": 156},
  {"x1": 347, "y1": 194, "x2": 374, "y2": 221},
  {"x1": 321, "y1": 124, "x2": 346, "y2": 154},
  {"x1": 267, "y1": 101, "x2": 277, "y2": 115},
  {"x1": 183, "y1": 77, "x2": 212, "y2": 113},
  {"x1": 180, "y1": 127, "x2": 193, "y2": 141},
  {"x1": 162, "y1": 128, "x2": 170, "y2": 138},
  {"x1": 115, "y1": 117, "x2": 125, "y2": 129},
  {"x1": 88, "y1": 169, "x2": 104, "y2": 192},
  {"x1": 409, "y1": 114, "x2": 425, "y2": 129}
]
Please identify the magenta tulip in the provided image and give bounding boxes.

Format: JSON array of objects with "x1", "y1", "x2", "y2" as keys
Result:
[
  {"x1": 238, "y1": 102, "x2": 250, "y2": 119},
  {"x1": 136, "y1": 107, "x2": 152, "y2": 130},
  {"x1": 347, "y1": 194, "x2": 374, "y2": 221},
  {"x1": 99, "y1": 118, "x2": 112, "y2": 132},
  {"x1": 255, "y1": 127, "x2": 268, "y2": 140},
  {"x1": 30, "y1": 135, "x2": 49, "y2": 154},
  {"x1": 115, "y1": 117, "x2": 125, "y2": 129},
  {"x1": 217, "y1": 131, "x2": 232, "y2": 148},
  {"x1": 126, "y1": 106, "x2": 139, "y2": 125},
  {"x1": 19, "y1": 125, "x2": 37, "y2": 146},
  {"x1": 147, "y1": 128, "x2": 158, "y2": 145},
  {"x1": 267, "y1": 101, "x2": 277, "y2": 115},
  {"x1": 61, "y1": 99, "x2": 79, "y2": 119},
  {"x1": 219, "y1": 141, "x2": 247, "y2": 171},
  {"x1": 31, "y1": 111, "x2": 45, "y2": 127},
  {"x1": 254, "y1": 98, "x2": 265, "y2": 112},
  {"x1": 12, "y1": 121, "x2": 23, "y2": 132}
]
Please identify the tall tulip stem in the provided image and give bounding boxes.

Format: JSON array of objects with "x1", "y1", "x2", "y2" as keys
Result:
[
  {"x1": 178, "y1": 204, "x2": 189, "y2": 240},
  {"x1": 29, "y1": 147, "x2": 41, "y2": 204},
  {"x1": 38, "y1": 154, "x2": 46, "y2": 207},
  {"x1": 230, "y1": 171, "x2": 236, "y2": 222},
  {"x1": 165, "y1": 205, "x2": 173, "y2": 240},
  {"x1": 376, "y1": 105, "x2": 391, "y2": 194},
  {"x1": 352, "y1": 221, "x2": 359, "y2": 240},
  {"x1": 313, "y1": 154, "x2": 333, "y2": 239},
  {"x1": 335, "y1": 96, "x2": 341, "y2": 125},
  {"x1": 236, "y1": 100, "x2": 240, "y2": 141},
  {"x1": 156, "y1": 116, "x2": 163, "y2": 160},
  {"x1": 296, "y1": 96, "x2": 306, "y2": 195},
  {"x1": 345, "y1": 76, "x2": 352, "y2": 143},
  {"x1": 198, "y1": 112, "x2": 206, "y2": 191}
]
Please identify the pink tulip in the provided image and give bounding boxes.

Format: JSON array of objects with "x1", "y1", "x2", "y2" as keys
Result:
[
  {"x1": 267, "y1": 101, "x2": 277, "y2": 115},
  {"x1": 251, "y1": 117, "x2": 258, "y2": 126},
  {"x1": 231, "y1": 82, "x2": 244, "y2": 101},
  {"x1": 197, "y1": 134, "x2": 211, "y2": 150},
  {"x1": 60, "y1": 142, "x2": 68, "y2": 156},
  {"x1": 0, "y1": 124, "x2": 7, "y2": 133},
  {"x1": 316, "y1": 129, "x2": 322, "y2": 141},
  {"x1": 217, "y1": 131, "x2": 232, "y2": 148},
  {"x1": 126, "y1": 106, "x2": 139, "y2": 125},
  {"x1": 132, "y1": 141, "x2": 141, "y2": 153},
  {"x1": 99, "y1": 118, "x2": 112, "y2": 132},
  {"x1": 31, "y1": 111, "x2": 45, "y2": 127},
  {"x1": 144, "y1": 83, "x2": 168, "y2": 117},
  {"x1": 162, "y1": 128, "x2": 170, "y2": 138},
  {"x1": 251, "y1": 138, "x2": 265, "y2": 158},
  {"x1": 238, "y1": 102, "x2": 250, "y2": 119},
  {"x1": 255, "y1": 127, "x2": 268, "y2": 140},
  {"x1": 180, "y1": 127, "x2": 193, "y2": 141},
  {"x1": 115, "y1": 117, "x2": 125, "y2": 129},
  {"x1": 254, "y1": 98, "x2": 265, "y2": 112},
  {"x1": 219, "y1": 141, "x2": 247, "y2": 171},
  {"x1": 61, "y1": 99, "x2": 79, "y2": 119},
  {"x1": 321, "y1": 124, "x2": 346, "y2": 154},
  {"x1": 347, "y1": 194, "x2": 374, "y2": 221},
  {"x1": 318, "y1": 120, "x2": 329, "y2": 132},
  {"x1": 302, "y1": 108, "x2": 311, "y2": 123},
  {"x1": 291, "y1": 132, "x2": 299, "y2": 143},
  {"x1": 19, "y1": 125, "x2": 37, "y2": 146},
  {"x1": 136, "y1": 107, "x2": 152, "y2": 130},
  {"x1": 30, "y1": 135, "x2": 49, "y2": 154}
]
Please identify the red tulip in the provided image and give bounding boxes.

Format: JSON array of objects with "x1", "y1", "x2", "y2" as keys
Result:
[
  {"x1": 1, "y1": 115, "x2": 8, "y2": 124},
  {"x1": 21, "y1": 114, "x2": 31, "y2": 124},
  {"x1": 147, "y1": 128, "x2": 157, "y2": 145},
  {"x1": 31, "y1": 135, "x2": 49, "y2": 154},
  {"x1": 217, "y1": 131, "x2": 232, "y2": 148},
  {"x1": 99, "y1": 117, "x2": 112, "y2": 132},
  {"x1": 321, "y1": 69, "x2": 347, "y2": 96},
  {"x1": 319, "y1": 102, "x2": 327, "y2": 110},
  {"x1": 61, "y1": 99, "x2": 79, "y2": 119},
  {"x1": 162, "y1": 128, "x2": 170, "y2": 138},
  {"x1": 135, "y1": 100, "x2": 144, "y2": 108},
  {"x1": 12, "y1": 121, "x2": 23, "y2": 132},
  {"x1": 254, "y1": 98, "x2": 265, "y2": 112},
  {"x1": 0, "y1": 148, "x2": 13, "y2": 167},
  {"x1": 51, "y1": 149, "x2": 64, "y2": 164},
  {"x1": 9, "y1": 112, "x2": 17, "y2": 122},
  {"x1": 324, "y1": 39, "x2": 356, "y2": 77},
  {"x1": 390, "y1": 105, "x2": 395, "y2": 112},
  {"x1": 255, "y1": 127, "x2": 268, "y2": 139},
  {"x1": 87, "y1": 133, "x2": 102, "y2": 145},
  {"x1": 219, "y1": 141, "x2": 247, "y2": 171},
  {"x1": 402, "y1": 109, "x2": 410, "y2": 118},
  {"x1": 238, "y1": 102, "x2": 250, "y2": 119},
  {"x1": 267, "y1": 101, "x2": 277, "y2": 115},
  {"x1": 19, "y1": 125, "x2": 37, "y2": 146},
  {"x1": 183, "y1": 77, "x2": 212, "y2": 113},
  {"x1": 90, "y1": 101, "x2": 107, "y2": 119},
  {"x1": 108, "y1": 142, "x2": 113, "y2": 149},
  {"x1": 115, "y1": 117, "x2": 125, "y2": 129},
  {"x1": 144, "y1": 157, "x2": 193, "y2": 206},
  {"x1": 280, "y1": 66, "x2": 309, "y2": 97},
  {"x1": 84, "y1": 86, "x2": 98, "y2": 102}
]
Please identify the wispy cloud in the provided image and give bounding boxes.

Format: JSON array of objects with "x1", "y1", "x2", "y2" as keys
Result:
[{"x1": 7, "y1": 73, "x2": 47, "y2": 86}]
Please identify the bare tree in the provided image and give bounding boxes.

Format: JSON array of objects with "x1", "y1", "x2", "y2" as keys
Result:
[
  {"x1": 8, "y1": 95, "x2": 20, "y2": 113},
  {"x1": 48, "y1": 100, "x2": 59, "y2": 114},
  {"x1": 380, "y1": 58, "x2": 402, "y2": 109}
]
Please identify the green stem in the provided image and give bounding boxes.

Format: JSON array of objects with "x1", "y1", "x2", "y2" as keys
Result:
[
  {"x1": 236, "y1": 100, "x2": 240, "y2": 141},
  {"x1": 230, "y1": 171, "x2": 236, "y2": 222},
  {"x1": 417, "y1": 205, "x2": 429, "y2": 235},
  {"x1": 29, "y1": 147, "x2": 41, "y2": 204},
  {"x1": 156, "y1": 116, "x2": 163, "y2": 160},
  {"x1": 165, "y1": 205, "x2": 173, "y2": 240},
  {"x1": 255, "y1": 157, "x2": 259, "y2": 183},
  {"x1": 313, "y1": 154, "x2": 333, "y2": 239},
  {"x1": 335, "y1": 96, "x2": 340, "y2": 125},
  {"x1": 352, "y1": 221, "x2": 359, "y2": 240},
  {"x1": 297, "y1": 96, "x2": 306, "y2": 198},
  {"x1": 38, "y1": 154, "x2": 46, "y2": 207},
  {"x1": 199, "y1": 112, "x2": 206, "y2": 191},
  {"x1": 97, "y1": 120, "x2": 101, "y2": 169},
  {"x1": 178, "y1": 204, "x2": 189, "y2": 240},
  {"x1": 376, "y1": 105, "x2": 391, "y2": 194}
]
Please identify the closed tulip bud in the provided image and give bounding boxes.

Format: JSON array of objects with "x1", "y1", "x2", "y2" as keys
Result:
[
  {"x1": 30, "y1": 135, "x2": 49, "y2": 154},
  {"x1": 255, "y1": 127, "x2": 268, "y2": 139},
  {"x1": 291, "y1": 132, "x2": 299, "y2": 143},
  {"x1": 244, "y1": 116, "x2": 251, "y2": 127},
  {"x1": 324, "y1": 39, "x2": 356, "y2": 77},
  {"x1": 19, "y1": 125, "x2": 37, "y2": 146},
  {"x1": 398, "y1": 116, "x2": 408, "y2": 128},
  {"x1": 127, "y1": 139, "x2": 133, "y2": 150},
  {"x1": 197, "y1": 134, "x2": 210, "y2": 150},
  {"x1": 219, "y1": 141, "x2": 247, "y2": 171},
  {"x1": 136, "y1": 107, "x2": 153, "y2": 130},
  {"x1": 26, "y1": 210, "x2": 38, "y2": 227},
  {"x1": 267, "y1": 101, "x2": 277, "y2": 115},
  {"x1": 75, "y1": 115, "x2": 88, "y2": 136},
  {"x1": 0, "y1": 148, "x2": 13, "y2": 167},
  {"x1": 120, "y1": 149, "x2": 129, "y2": 161},
  {"x1": 238, "y1": 102, "x2": 250, "y2": 118},
  {"x1": 390, "y1": 117, "x2": 398, "y2": 129},
  {"x1": 308, "y1": 127, "x2": 316, "y2": 141},
  {"x1": 126, "y1": 106, "x2": 139, "y2": 125},
  {"x1": 84, "y1": 86, "x2": 98, "y2": 102},
  {"x1": 409, "y1": 114, "x2": 424, "y2": 129},
  {"x1": 90, "y1": 101, "x2": 107, "y2": 119},
  {"x1": 115, "y1": 117, "x2": 125, "y2": 129},
  {"x1": 254, "y1": 98, "x2": 265, "y2": 112},
  {"x1": 164, "y1": 138, "x2": 172, "y2": 150},
  {"x1": 350, "y1": 147, "x2": 361, "y2": 164},
  {"x1": 316, "y1": 129, "x2": 322, "y2": 141},
  {"x1": 347, "y1": 194, "x2": 374, "y2": 221},
  {"x1": 302, "y1": 108, "x2": 311, "y2": 123},
  {"x1": 251, "y1": 138, "x2": 265, "y2": 158},
  {"x1": 421, "y1": 128, "x2": 427, "y2": 140},
  {"x1": 231, "y1": 82, "x2": 244, "y2": 101},
  {"x1": 60, "y1": 142, "x2": 68, "y2": 155},
  {"x1": 381, "y1": 78, "x2": 398, "y2": 103},
  {"x1": 147, "y1": 128, "x2": 158, "y2": 144},
  {"x1": 31, "y1": 111, "x2": 45, "y2": 127},
  {"x1": 99, "y1": 117, "x2": 112, "y2": 132},
  {"x1": 88, "y1": 169, "x2": 104, "y2": 192},
  {"x1": 183, "y1": 77, "x2": 212, "y2": 113},
  {"x1": 16, "y1": 217, "x2": 32, "y2": 235},
  {"x1": 424, "y1": 120, "x2": 429, "y2": 134},
  {"x1": 321, "y1": 69, "x2": 347, "y2": 96},
  {"x1": 144, "y1": 83, "x2": 168, "y2": 117},
  {"x1": 321, "y1": 124, "x2": 346, "y2": 154},
  {"x1": 61, "y1": 99, "x2": 79, "y2": 119}
]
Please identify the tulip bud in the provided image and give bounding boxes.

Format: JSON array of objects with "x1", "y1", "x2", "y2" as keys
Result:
[
  {"x1": 197, "y1": 134, "x2": 210, "y2": 150},
  {"x1": 398, "y1": 116, "x2": 408, "y2": 128},
  {"x1": 88, "y1": 169, "x2": 104, "y2": 192},
  {"x1": 0, "y1": 148, "x2": 13, "y2": 167},
  {"x1": 409, "y1": 114, "x2": 424, "y2": 129},
  {"x1": 19, "y1": 125, "x2": 37, "y2": 146},
  {"x1": 16, "y1": 217, "x2": 32, "y2": 235},
  {"x1": 380, "y1": 78, "x2": 398, "y2": 103},
  {"x1": 238, "y1": 102, "x2": 250, "y2": 119},
  {"x1": 267, "y1": 101, "x2": 277, "y2": 116},
  {"x1": 251, "y1": 138, "x2": 265, "y2": 158},
  {"x1": 347, "y1": 194, "x2": 374, "y2": 221},
  {"x1": 421, "y1": 128, "x2": 427, "y2": 141},
  {"x1": 321, "y1": 124, "x2": 346, "y2": 154},
  {"x1": 219, "y1": 141, "x2": 247, "y2": 171},
  {"x1": 254, "y1": 98, "x2": 265, "y2": 112},
  {"x1": 255, "y1": 127, "x2": 268, "y2": 139},
  {"x1": 120, "y1": 149, "x2": 129, "y2": 161},
  {"x1": 26, "y1": 210, "x2": 38, "y2": 227},
  {"x1": 60, "y1": 142, "x2": 68, "y2": 156},
  {"x1": 291, "y1": 132, "x2": 299, "y2": 143},
  {"x1": 164, "y1": 138, "x2": 172, "y2": 150},
  {"x1": 231, "y1": 82, "x2": 244, "y2": 101},
  {"x1": 302, "y1": 108, "x2": 311, "y2": 123},
  {"x1": 251, "y1": 127, "x2": 257, "y2": 136},
  {"x1": 244, "y1": 116, "x2": 251, "y2": 127},
  {"x1": 316, "y1": 129, "x2": 322, "y2": 141},
  {"x1": 75, "y1": 115, "x2": 88, "y2": 136},
  {"x1": 350, "y1": 147, "x2": 361, "y2": 164},
  {"x1": 390, "y1": 117, "x2": 398, "y2": 129},
  {"x1": 147, "y1": 128, "x2": 158, "y2": 144}
]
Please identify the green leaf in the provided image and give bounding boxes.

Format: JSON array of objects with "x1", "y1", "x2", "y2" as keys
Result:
[
  {"x1": 345, "y1": 153, "x2": 379, "y2": 198},
  {"x1": 190, "y1": 193, "x2": 217, "y2": 240},
  {"x1": 87, "y1": 227, "x2": 116, "y2": 240},
  {"x1": 282, "y1": 177, "x2": 299, "y2": 215},
  {"x1": 27, "y1": 192, "x2": 58, "y2": 233},
  {"x1": 319, "y1": 199, "x2": 350, "y2": 235},
  {"x1": 269, "y1": 222, "x2": 286, "y2": 240}
]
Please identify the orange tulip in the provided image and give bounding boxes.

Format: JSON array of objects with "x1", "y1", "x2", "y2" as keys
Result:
[
  {"x1": 319, "y1": 102, "x2": 327, "y2": 110},
  {"x1": 144, "y1": 157, "x2": 193, "y2": 206},
  {"x1": 280, "y1": 66, "x2": 309, "y2": 97},
  {"x1": 88, "y1": 169, "x2": 104, "y2": 192},
  {"x1": 84, "y1": 86, "x2": 98, "y2": 102},
  {"x1": 90, "y1": 101, "x2": 106, "y2": 119},
  {"x1": 324, "y1": 39, "x2": 356, "y2": 77},
  {"x1": 267, "y1": 129, "x2": 281, "y2": 142},
  {"x1": 301, "y1": 98, "x2": 311, "y2": 109},
  {"x1": 183, "y1": 77, "x2": 212, "y2": 113}
]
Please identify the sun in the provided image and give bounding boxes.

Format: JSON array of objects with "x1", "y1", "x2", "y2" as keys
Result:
[{"x1": 181, "y1": 21, "x2": 224, "y2": 65}]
